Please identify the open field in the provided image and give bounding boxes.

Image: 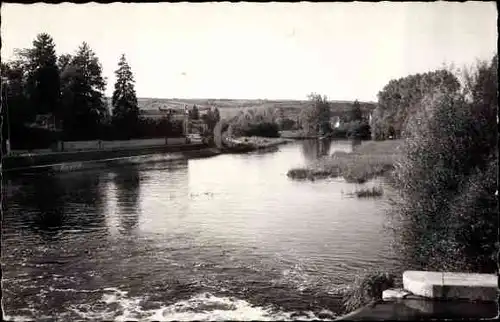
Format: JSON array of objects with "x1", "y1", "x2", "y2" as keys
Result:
[
  {"x1": 105, "y1": 97, "x2": 377, "y2": 120},
  {"x1": 287, "y1": 139, "x2": 404, "y2": 183}
]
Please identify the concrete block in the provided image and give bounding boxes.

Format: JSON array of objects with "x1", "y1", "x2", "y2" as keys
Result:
[
  {"x1": 382, "y1": 288, "x2": 412, "y2": 300},
  {"x1": 403, "y1": 270, "x2": 498, "y2": 301}
]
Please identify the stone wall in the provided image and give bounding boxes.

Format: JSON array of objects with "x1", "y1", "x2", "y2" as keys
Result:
[{"x1": 60, "y1": 138, "x2": 187, "y2": 152}]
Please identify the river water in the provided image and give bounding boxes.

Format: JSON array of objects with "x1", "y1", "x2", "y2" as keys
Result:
[{"x1": 2, "y1": 140, "x2": 399, "y2": 321}]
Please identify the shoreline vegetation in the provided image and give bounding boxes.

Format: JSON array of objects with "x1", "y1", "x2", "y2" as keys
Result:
[
  {"x1": 287, "y1": 140, "x2": 402, "y2": 183},
  {"x1": 224, "y1": 136, "x2": 293, "y2": 153}
]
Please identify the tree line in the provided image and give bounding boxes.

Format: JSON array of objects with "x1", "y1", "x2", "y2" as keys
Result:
[
  {"x1": 1, "y1": 33, "x2": 221, "y2": 151},
  {"x1": 298, "y1": 94, "x2": 371, "y2": 139}
]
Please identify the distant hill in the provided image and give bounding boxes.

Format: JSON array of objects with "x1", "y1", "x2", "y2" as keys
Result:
[{"x1": 105, "y1": 97, "x2": 377, "y2": 120}]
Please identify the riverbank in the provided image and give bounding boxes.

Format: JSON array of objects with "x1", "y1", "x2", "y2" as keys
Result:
[
  {"x1": 2, "y1": 143, "x2": 216, "y2": 173},
  {"x1": 223, "y1": 136, "x2": 293, "y2": 153},
  {"x1": 336, "y1": 270, "x2": 497, "y2": 320},
  {"x1": 287, "y1": 140, "x2": 403, "y2": 183},
  {"x1": 2, "y1": 135, "x2": 295, "y2": 173},
  {"x1": 279, "y1": 130, "x2": 318, "y2": 140}
]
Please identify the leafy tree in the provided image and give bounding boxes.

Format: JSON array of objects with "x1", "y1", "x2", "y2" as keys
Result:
[
  {"x1": 111, "y1": 54, "x2": 139, "y2": 139},
  {"x1": 201, "y1": 107, "x2": 221, "y2": 133},
  {"x1": 300, "y1": 93, "x2": 332, "y2": 136},
  {"x1": 226, "y1": 107, "x2": 279, "y2": 137},
  {"x1": 344, "y1": 100, "x2": 371, "y2": 140},
  {"x1": 387, "y1": 55, "x2": 498, "y2": 273},
  {"x1": 372, "y1": 69, "x2": 460, "y2": 140},
  {"x1": 213, "y1": 107, "x2": 220, "y2": 122},
  {"x1": 189, "y1": 104, "x2": 200, "y2": 120},
  {"x1": 1, "y1": 59, "x2": 33, "y2": 127},
  {"x1": 60, "y1": 42, "x2": 107, "y2": 140},
  {"x1": 279, "y1": 118, "x2": 296, "y2": 131},
  {"x1": 24, "y1": 33, "x2": 61, "y2": 119},
  {"x1": 348, "y1": 100, "x2": 363, "y2": 122}
]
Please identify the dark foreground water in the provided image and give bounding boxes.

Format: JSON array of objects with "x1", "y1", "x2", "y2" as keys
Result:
[{"x1": 2, "y1": 140, "x2": 399, "y2": 321}]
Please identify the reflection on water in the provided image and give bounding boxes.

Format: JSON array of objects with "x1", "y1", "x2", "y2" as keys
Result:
[
  {"x1": 2, "y1": 141, "x2": 399, "y2": 321},
  {"x1": 113, "y1": 166, "x2": 141, "y2": 234},
  {"x1": 301, "y1": 138, "x2": 352, "y2": 162}
]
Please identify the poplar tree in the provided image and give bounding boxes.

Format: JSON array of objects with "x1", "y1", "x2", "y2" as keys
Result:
[{"x1": 112, "y1": 54, "x2": 139, "y2": 138}]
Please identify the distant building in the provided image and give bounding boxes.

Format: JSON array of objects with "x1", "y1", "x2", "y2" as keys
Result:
[{"x1": 140, "y1": 108, "x2": 185, "y2": 121}]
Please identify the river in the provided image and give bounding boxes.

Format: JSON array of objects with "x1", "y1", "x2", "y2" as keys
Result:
[{"x1": 2, "y1": 139, "x2": 399, "y2": 321}]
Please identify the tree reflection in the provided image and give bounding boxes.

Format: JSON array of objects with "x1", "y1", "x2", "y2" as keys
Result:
[
  {"x1": 4, "y1": 171, "x2": 106, "y2": 240},
  {"x1": 350, "y1": 138, "x2": 362, "y2": 152},
  {"x1": 301, "y1": 138, "x2": 332, "y2": 162},
  {"x1": 112, "y1": 166, "x2": 142, "y2": 234}
]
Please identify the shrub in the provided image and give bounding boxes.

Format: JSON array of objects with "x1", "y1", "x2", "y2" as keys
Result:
[
  {"x1": 279, "y1": 118, "x2": 297, "y2": 131},
  {"x1": 342, "y1": 271, "x2": 396, "y2": 313},
  {"x1": 346, "y1": 121, "x2": 371, "y2": 140},
  {"x1": 353, "y1": 186, "x2": 384, "y2": 198},
  {"x1": 242, "y1": 122, "x2": 280, "y2": 138},
  {"x1": 386, "y1": 55, "x2": 498, "y2": 273},
  {"x1": 10, "y1": 125, "x2": 62, "y2": 150},
  {"x1": 371, "y1": 69, "x2": 461, "y2": 140}
]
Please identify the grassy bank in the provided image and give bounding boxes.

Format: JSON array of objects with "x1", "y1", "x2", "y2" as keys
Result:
[
  {"x1": 287, "y1": 139, "x2": 403, "y2": 183},
  {"x1": 222, "y1": 136, "x2": 293, "y2": 154},
  {"x1": 279, "y1": 130, "x2": 318, "y2": 139},
  {"x1": 235, "y1": 136, "x2": 293, "y2": 148},
  {"x1": 2, "y1": 143, "x2": 208, "y2": 172}
]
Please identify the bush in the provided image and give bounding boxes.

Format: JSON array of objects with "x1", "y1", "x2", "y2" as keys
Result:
[
  {"x1": 342, "y1": 271, "x2": 396, "y2": 313},
  {"x1": 10, "y1": 125, "x2": 62, "y2": 150},
  {"x1": 371, "y1": 69, "x2": 461, "y2": 140},
  {"x1": 386, "y1": 55, "x2": 498, "y2": 273},
  {"x1": 279, "y1": 118, "x2": 297, "y2": 131},
  {"x1": 353, "y1": 186, "x2": 384, "y2": 198},
  {"x1": 346, "y1": 121, "x2": 371, "y2": 140},
  {"x1": 242, "y1": 122, "x2": 280, "y2": 138}
]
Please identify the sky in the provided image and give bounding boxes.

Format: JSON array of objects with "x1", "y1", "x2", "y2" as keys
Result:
[{"x1": 1, "y1": 2, "x2": 497, "y2": 102}]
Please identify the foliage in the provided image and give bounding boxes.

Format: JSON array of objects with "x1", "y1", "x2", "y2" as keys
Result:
[
  {"x1": 343, "y1": 100, "x2": 371, "y2": 140},
  {"x1": 189, "y1": 104, "x2": 200, "y2": 120},
  {"x1": 111, "y1": 54, "x2": 139, "y2": 139},
  {"x1": 287, "y1": 140, "x2": 401, "y2": 183},
  {"x1": 387, "y1": 55, "x2": 498, "y2": 273},
  {"x1": 25, "y1": 33, "x2": 61, "y2": 119},
  {"x1": 345, "y1": 120, "x2": 371, "y2": 140},
  {"x1": 279, "y1": 118, "x2": 297, "y2": 131},
  {"x1": 2, "y1": 59, "x2": 34, "y2": 128},
  {"x1": 347, "y1": 100, "x2": 364, "y2": 123},
  {"x1": 241, "y1": 122, "x2": 280, "y2": 138},
  {"x1": 353, "y1": 186, "x2": 384, "y2": 198},
  {"x1": 342, "y1": 271, "x2": 395, "y2": 313},
  {"x1": 2, "y1": 35, "x2": 61, "y2": 150},
  {"x1": 57, "y1": 54, "x2": 73, "y2": 72},
  {"x1": 299, "y1": 93, "x2": 332, "y2": 136},
  {"x1": 213, "y1": 119, "x2": 228, "y2": 149},
  {"x1": 201, "y1": 107, "x2": 221, "y2": 142},
  {"x1": 60, "y1": 42, "x2": 107, "y2": 140},
  {"x1": 225, "y1": 106, "x2": 280, "y2": 138},
  {"x1": 371, "y1": 69, "x2": 460, "y2": 140},
  {"x1": 9, "y1": 126, "x2": 61, "y2": 150}
]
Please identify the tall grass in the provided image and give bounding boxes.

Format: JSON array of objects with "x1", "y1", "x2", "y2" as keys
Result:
[
  {"x1": 353, "y1": 186, "x2": 384, "y2": 198},
  {"x1": 287, "y1": 140, "x2": 402, "y2": 183},
  {"x1": 342, "y1": 271, "x2": 396, "y2": 313}
]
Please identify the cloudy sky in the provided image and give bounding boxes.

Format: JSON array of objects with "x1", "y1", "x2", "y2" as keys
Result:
[{"x1": 1, "y1": 2, "x2": 497, "y2": 101}]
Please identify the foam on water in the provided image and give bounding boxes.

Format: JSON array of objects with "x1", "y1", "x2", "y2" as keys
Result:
[{"x1": 67, "y1": 288, "x2": 336, "y2": 321}]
